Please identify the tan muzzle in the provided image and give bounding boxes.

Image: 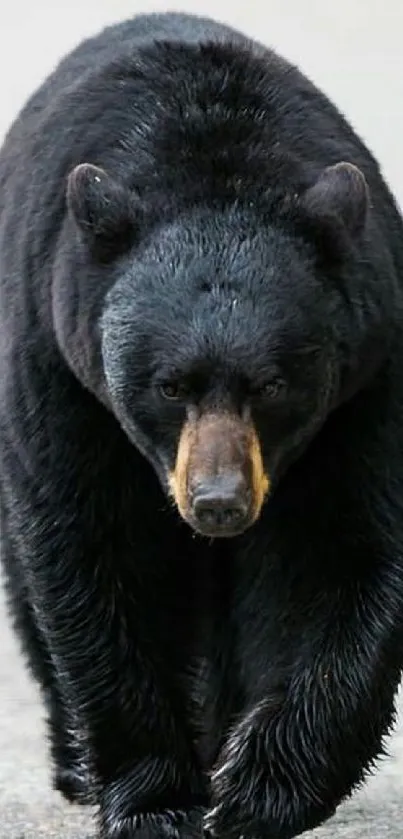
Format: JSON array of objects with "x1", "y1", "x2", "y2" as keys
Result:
[{"x1": 169, "y1": 412, "x2": 270, "y2": 537}]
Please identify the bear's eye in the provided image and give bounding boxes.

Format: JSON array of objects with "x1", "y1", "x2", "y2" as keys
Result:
[
  {"x1": 159, "y1": 381, "x2": 187, "y2": 401},
  {"x1": 256, "y1": 378, "x2": 287, "y2": 400}
]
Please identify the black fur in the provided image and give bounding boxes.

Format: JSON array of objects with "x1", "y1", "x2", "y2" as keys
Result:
[{"x1": 1, "y1": 11, "x2": 403, "y2": 839}]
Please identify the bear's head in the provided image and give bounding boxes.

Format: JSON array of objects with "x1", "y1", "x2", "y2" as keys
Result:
[{"x1": 65, "y1": 161, "x2": 375, "y2": 538}]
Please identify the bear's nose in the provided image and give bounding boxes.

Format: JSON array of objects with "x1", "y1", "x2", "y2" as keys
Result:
[{"x1": 190, "y1": 473, "x2": 251, "y2": 537}]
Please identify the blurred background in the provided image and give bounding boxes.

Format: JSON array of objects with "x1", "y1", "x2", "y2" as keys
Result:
[{"x1": 0, "y1": 2, "x2": 403, "y2": 837}]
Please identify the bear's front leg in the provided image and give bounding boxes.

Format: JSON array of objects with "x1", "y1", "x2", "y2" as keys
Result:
[
  {"x1": 205, "y1": 625, "x2": 401, "y2": 839},
  {"x1": 1, "y1": 432, "x2": 207, "y2": 839}
]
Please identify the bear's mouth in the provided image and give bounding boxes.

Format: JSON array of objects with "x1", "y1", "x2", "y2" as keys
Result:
[{"x1": 168, "y1": 412, "x2": 270, "y2": 538}]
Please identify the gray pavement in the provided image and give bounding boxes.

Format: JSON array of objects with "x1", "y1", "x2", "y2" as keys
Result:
[{"x1": 1, "y1": 583, "x2": 402, "y2": 838}]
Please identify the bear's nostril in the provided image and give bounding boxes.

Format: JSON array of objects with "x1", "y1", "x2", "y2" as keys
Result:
[
  {"x1": 223, "y1": 507, "x2": 242, "y2": 520},
  {"x1": 195, "y1": 507, "x2": 217, "y2": 527},
  {"x1": 195, "y1": 502, "x2": 246, "y2": 528}
]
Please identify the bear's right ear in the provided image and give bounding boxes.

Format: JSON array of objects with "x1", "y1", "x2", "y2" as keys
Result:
[
  {"x1": 298, "y1": 161, "x2": 370, "y2": 239},
  {"x1": 66, "y1": 163, "x2": 137, "y2": 256}
]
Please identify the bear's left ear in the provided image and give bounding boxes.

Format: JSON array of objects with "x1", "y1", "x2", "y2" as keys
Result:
[
  {"x1": 66, "y1": 163, "x2": 137, "y2": 255},
  {"x1": 299, "y1": 161, "x2": 370, "y2": 239}
]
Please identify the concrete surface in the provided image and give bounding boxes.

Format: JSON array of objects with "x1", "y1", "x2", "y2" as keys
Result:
[{"x1": 1, "y1": 1, "x2": 403, "y2": 837}]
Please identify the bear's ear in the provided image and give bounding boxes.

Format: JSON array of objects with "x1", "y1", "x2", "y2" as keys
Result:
[
  {"x1": 66, "y1": 163, "x2": 136, "y2": 255},
  {"x1": 299, "y1": 161, "x2": 370, "y2": 239}
]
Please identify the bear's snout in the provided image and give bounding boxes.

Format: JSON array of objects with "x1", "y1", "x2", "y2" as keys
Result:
[{"x1": 168, "y1": 413, "x2": 270, "y2": 537}]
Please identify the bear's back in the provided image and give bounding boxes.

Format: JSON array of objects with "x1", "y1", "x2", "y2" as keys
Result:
[
  {"x1": 1, "y1": 11, "x2": 403, "y2": 339},
  {"x1": 7, "y1": 13, "x2": 243, "y2": 127},
  {"x1": 0, "y1": 12, "x2": 398, "y2": 229}
]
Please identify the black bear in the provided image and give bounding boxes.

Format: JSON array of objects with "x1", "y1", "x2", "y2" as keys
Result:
[{"x1": 1, "y1": 10, "x2": 403, "y2": 839}]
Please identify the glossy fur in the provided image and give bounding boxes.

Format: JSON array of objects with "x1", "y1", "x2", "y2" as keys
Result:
[{"x1": 1, "y1": 11, "x2": 403, "y2": 839}]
